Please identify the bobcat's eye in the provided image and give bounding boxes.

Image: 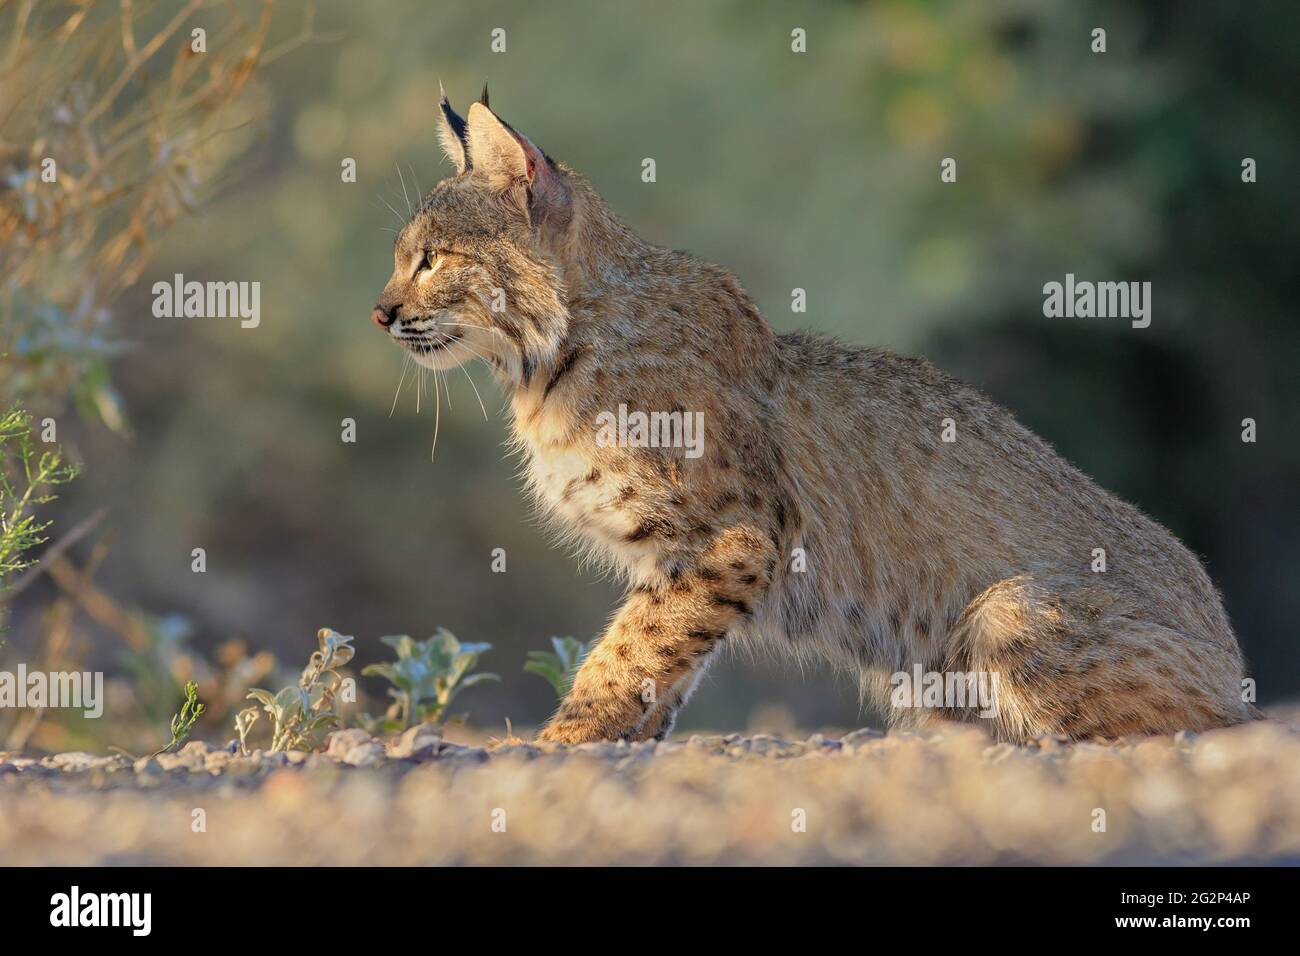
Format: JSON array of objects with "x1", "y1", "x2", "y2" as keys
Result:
[{"x1": 416, "y1": 250, "x2": 442, "y2": 275}]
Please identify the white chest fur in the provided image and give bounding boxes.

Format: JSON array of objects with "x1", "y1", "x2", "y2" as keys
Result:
[{"x1": 521, "y1": 433, "x2": 650, "y2": 570}]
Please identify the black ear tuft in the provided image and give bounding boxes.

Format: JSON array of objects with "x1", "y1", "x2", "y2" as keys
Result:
[
  {"x1": 436, "y1": 81, "x2": 470, "y2": 172},
  {"x1": 439, "y1": 93, "x2": 468, "y2": 144},
  {"x1": 479, "y1": 82, "x2": 490, "y2": 108}
]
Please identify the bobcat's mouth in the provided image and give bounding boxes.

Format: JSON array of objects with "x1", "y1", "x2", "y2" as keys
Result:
[{"x1": 396, "y1": 330, "x2": 463, "y2": 354}]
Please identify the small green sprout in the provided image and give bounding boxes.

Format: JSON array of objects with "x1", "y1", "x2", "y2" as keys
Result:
[
  {"x1": 524, "y1": 636, "x2": 590, "y2": 698},
  {"x1": 153, "y1": 680, "x2": 205, "y2": 756},
  {"x1": 360, "y1": 628, "x2": 498, "y2": 732}
]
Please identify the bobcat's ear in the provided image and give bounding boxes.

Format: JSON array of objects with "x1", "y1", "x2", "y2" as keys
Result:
[
  {"x1": 465, "y1": 100, "x2": 566, "y2": 215},
  {"x1": 436, "y1": 85, "x2": 469, "y2": 173},
  {"x1": 466, "y1": 100, "x2": 529, "y2": 190}
]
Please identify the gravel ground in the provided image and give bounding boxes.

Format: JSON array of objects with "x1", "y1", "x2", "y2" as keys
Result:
[{"x1": 2, "y1": 712, "x2": 1298, "y2": 865}]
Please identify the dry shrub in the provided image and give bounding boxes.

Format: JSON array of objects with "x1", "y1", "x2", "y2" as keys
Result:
[{"x1": 0, "y1": 0, "x2": 321, "y2": 417}]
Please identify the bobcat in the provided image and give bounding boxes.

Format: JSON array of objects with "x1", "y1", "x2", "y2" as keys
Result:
[{"x1": 371, "y1": 88, "x2": 1254, "y2": 744}]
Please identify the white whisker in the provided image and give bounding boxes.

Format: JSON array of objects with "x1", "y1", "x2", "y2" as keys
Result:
[
  {"x1": 377, "y1": 195, "x2": 405, "y2": 225},
  {"x1": 431, "y1": 365, "x2": 442, "y2": 463},
  {"x1": 396, "y1": 162, "x2": 412, "y2": 216},
  {"x1": 430, "y1": 321, "x2": 516, "y2": 347},
  {"x1": 389, "y1": 352, "x2": 412, "y2": 418},
  {"x1": 452, "y1": 338, "x2": 504, "y2": 419},
  {"x1": 459, "y1": 361, "x2": 490, "y2": 421}
]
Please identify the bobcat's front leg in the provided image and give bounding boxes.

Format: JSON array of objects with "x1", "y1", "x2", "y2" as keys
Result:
[{"x1": 537, "y1": 530, "x2": 773, "y2": 743}]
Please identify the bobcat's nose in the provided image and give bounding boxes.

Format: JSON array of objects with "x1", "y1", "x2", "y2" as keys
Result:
[{"x1": 372, "y1": 303, "x2": 397, "y2": 329}]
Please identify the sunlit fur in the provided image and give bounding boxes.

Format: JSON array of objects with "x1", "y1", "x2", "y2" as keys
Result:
[{"x1": 373, "y1": 92, "x2": 1256, "y2": 744}]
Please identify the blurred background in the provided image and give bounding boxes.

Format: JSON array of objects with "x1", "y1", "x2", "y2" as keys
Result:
[{"x1": 2, "y1": 0, "x2": 1296, "y2": 753}]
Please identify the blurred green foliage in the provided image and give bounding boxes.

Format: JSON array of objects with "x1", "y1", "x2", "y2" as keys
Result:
[
  {"x1": 525, "y1": 636, "x2": 590, "y2": 699},
  {"x1": 0, "y1": 405, "x2": 78, "y2": 598},
  {"x1": 360, "y1": 629, "x2": 498, "y2": 731}
]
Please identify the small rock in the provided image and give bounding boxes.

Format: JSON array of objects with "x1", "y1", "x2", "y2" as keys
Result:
[
  {"x1": 225, "y1": 757, "x2": 263, "y2": 776},
  {"x1": 573, "y1": 742, "x2": 618, "y2": 758},
  {"x1": 326, "y1": 729, "x2": 376, "y2": 760},
  {"x1": 156, "y1": 749, "x2": 205, "y2": 771},
  {"x1": 840, "y1": 728, "x2": 884, "y2": 749},
  {"x1": 204, "y1": 751, "x2": 234, "y2": 772},
  {"x1": 750, "y1": 736, "x2": 801, "y2": 758},
  {"x1": 438, "y1": 745, "x2": 489, "y2": 765},
  {"x1": 338, "y1": 741, "x2": 386, "y2": 767},
  {"x1": 492, "y1": 743, "x2": 541, "y2": 760},
  {"x1": 1036, "y1": 735, "x2": 1071, "y2": 754},
  {"x1": 388, "y1": 726, "x2": 442, "y2": 760},
  {"x1": 133, "y1": 756, "x2": 163, "y2": 775},
  {"x1": 45, "y1": 752, "x2": 100, "y2": 772}
]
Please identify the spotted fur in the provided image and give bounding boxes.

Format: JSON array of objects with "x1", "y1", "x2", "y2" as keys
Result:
[{"x1": 371, "y1": 91, "x2": 1255, "y2": 744}]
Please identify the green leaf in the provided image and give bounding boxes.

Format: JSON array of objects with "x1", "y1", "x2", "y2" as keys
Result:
[
  {"x1": 246, "y1": 688, "x2": 276, "y2": 709},
  {"x1": 274, "y1": 685, "x2": 303, "y2": 722}
]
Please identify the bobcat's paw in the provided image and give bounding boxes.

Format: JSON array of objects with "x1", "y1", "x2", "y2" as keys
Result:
[{"x1": 536, "y1": 717, "x2": 635, "y2": 745}]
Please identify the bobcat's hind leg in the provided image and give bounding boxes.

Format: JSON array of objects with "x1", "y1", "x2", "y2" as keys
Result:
[{"x1": 943, "y1": 576, "x2": 1250, "y2": 743}]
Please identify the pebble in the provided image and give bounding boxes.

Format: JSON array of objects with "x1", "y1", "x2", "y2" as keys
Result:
[
  {"x1": 133, "y1": 756, "x2": 163, "y2": 775},
  {"x1": 840, "y1": 728, "x2": 884, "y2": 749},
  {"x1": 387, "y1": 726, "x2": 442, "y2": 760},
  {"x1": 326, "y1": 729, "x2": 375, "y2": 760},
  {"x1": 342, "y1": 742, "x2": 386, "y2": 767}
]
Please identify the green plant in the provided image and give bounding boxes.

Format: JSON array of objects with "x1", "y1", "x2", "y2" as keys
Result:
[
  {"x1": 153, "y1": 680, "x2": 206, "y2": 756},
  {"x1": 237, "y1": 628, "x2": 354, "y2": 753},
  {"x1": 524, "y1": 636, "x2": 590, "y2": 698},
  {"x1": 360, "y1": 629, "x2": 497, "y2": 732},
  {"x1": 0, "y1": 404, "x2": 78, "y2": 629}
]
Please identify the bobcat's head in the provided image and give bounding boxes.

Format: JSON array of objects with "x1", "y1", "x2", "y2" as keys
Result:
[{"x1": 372, "y1": 88, "x2": 572, "y2": 386}]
